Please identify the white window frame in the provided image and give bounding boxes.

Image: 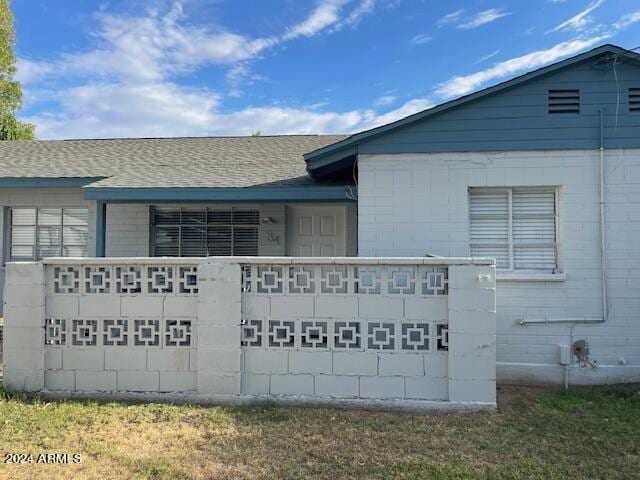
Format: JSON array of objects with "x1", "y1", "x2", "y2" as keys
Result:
[
  {"x1": 8, "y1": 206, "x2": 90, "y2": 261},
  {"x1": 468, "y1": 187, "x2": 564, "y2": 281}
]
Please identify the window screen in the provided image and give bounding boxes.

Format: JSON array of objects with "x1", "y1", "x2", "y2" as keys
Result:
[
  {"x1": 152, "y1": 207, "x2": 259, "y2": 256},
  {"x1": 469, "y1": 188, "x2": 558, "y2": 271},
  {"x1": 10, "y1": 207, "x2": 89, "y2": 260}
]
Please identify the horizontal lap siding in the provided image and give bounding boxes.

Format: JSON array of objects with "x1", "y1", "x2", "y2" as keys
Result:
[{"x1": 360, "y1": 62, "x2": 640, "y2": 154}]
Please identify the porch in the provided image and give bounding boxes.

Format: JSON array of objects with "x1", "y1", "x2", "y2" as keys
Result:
[
  {"x1": 101, "y1": 201, "x2": 358, "y2": 258},
  {"x1": 0, "y1": 183, "x2": 357, "y2": 314}
]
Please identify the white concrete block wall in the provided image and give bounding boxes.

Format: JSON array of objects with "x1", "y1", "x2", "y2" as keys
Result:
[
  {"x1": 196, "y1": 261, "x2": 242, "y2": 395},
  {"x1": 39, "y1": 259, "x2": 199, "y2": 393},
  {"x1": 106, "y1": 204, "x2": 150, "y2": 257},
  {"x1": 358, "y1": 149, "x2": 640, "y2": 385},
  {"x1": 4, "y1": 257, "x2": 496, "y2": 409},
  {"x1": 2, "y1": 263, "x2": 45, "y2": 391},
  {"x1": 239, "y1": 259, "x2": 494, "y2": 404}
]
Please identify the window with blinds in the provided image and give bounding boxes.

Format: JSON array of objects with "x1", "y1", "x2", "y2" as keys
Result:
[
  {"x1": 10, "y1": 207, "x2": 89, "y2": 260},
  {"x1": 151, "y1": 207, "x2": 259, "y2": 257},
  {"x1": 469, "y1": 188, "x2": 558, "y2": 271}
]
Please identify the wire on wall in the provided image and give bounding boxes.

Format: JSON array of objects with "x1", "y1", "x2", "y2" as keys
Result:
[{"x1": 345, "y1": 155, "x2": 358, "y2": 200}]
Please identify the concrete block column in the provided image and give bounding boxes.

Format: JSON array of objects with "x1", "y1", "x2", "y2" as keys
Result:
[
  {"x1": 447, "y1": 264, "x2": 497, "y2": 404},
  {"x1": 196, "y1": 261, "x2": 242, "y2": 395},
  {"x1": 3, "y1": 262, "x2": 46, "y2": 392}
]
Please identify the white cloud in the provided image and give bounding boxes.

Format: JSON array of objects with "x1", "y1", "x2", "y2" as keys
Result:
[
  {"x1": 283, "y1": 0, "x2": 351, "y2": 40},
  {"x1": 549, "y1": 0, "x2": 606, "y2": 33},
  {"x1": 474, "y1": 50, "x2": 500, "y2": 64},
  {"x1": 435, "y1": 36, "x2": 609, "y2": 98},
  {"x1": 20, "y1": 0, "x2": 370, "y2": 87},
  {"x1": 23, "y1": 80, "x2": 432, "y2": 139},
  {"x1": 410, "y1": 33, "x2": 432, "y2": 45},
  {"x1": 339, "y1": 0, "x2": 376, "y2": 28},
  {"x1": 374, "y1": 95, "x2": 396, "y2": 106},
  {"x1": 613, "y1": 11, "x2": 640, "y2": 30},
  {"x1": 15, "y1": 58, "x2": 54, "y2": 84},
  {"x1": 16, "y1": 4, "x2": 278, "y2": 86},
  {"x1": 437, "y1": 9, "x2": 465, "y2": 27},
  {"x1": 457, "y1": 9, "x2": 511, "y2": 29},
  {"x1": 16, "y1": 0, "x2": 431, "y2": 141},
  {"x1": 359, "y1": 98, "x2": 433, "y2": 130},
  {"x1": 24, "y1": 82, "x2": 220, "y2": 139},
  {"x1": 225, "y1": 63, "x2": 267, "y2": 97},
  {"x1": 17, "y1": 0, "x2": 390, "y2": 139}
]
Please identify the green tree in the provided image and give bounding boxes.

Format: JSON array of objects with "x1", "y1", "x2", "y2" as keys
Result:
[{"x1": 0, "y1": 0, "x2": 34, "y2": 140}]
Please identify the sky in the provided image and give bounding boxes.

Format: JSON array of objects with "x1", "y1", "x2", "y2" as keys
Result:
[{"x1": 12, "y1": 0, "x2": 640, "y2": 140}]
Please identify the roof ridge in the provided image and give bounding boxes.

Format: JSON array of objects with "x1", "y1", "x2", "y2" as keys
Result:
[{"x1": 38, "y1": 134, "x2": 349, "y2": 142}]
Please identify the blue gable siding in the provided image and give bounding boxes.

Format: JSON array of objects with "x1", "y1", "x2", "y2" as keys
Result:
[
  {"x1": 359, "y1": 58, "x2": 640, "y2": 154},
  {"x1": 305, "y1": 46, "x2": 640, "y2": 175}
]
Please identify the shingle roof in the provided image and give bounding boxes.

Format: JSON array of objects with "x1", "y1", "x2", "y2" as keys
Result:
[{"x1": 0, "y1": 135, "x2": 348, "y2": 188}]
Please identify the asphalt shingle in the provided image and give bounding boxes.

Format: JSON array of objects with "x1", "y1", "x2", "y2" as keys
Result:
[{"x1": 0, "y1": 135, "x2": 349, "y2": 188}]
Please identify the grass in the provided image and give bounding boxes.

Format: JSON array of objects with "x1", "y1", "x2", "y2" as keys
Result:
[{"x1": 0, "y1": 385, "x2": 638, "y2": 479}]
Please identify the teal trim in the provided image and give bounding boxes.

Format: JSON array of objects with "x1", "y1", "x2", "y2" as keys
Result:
[
  {"x1": 304, "y1": 147, "x2": 358, "y2": 175},
  {"x1": 96, "y1": 201, "x2": 106, "y2": 257},
  {"x1": 0, "y1": 177, "x2": 105, "y2": 188},
  {"x1": 83, "y1": 186, "x2": 356, "y2": 203},
  {"x1": 305, "y1": 44, "x2": 640, "y2": 173}
]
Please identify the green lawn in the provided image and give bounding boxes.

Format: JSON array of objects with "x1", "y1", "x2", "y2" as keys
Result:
[{"x1": 0, "y1": 385, "x2": 638, "y2": 479}]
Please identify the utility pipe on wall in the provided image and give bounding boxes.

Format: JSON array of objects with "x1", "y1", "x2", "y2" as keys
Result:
[
  {"x1": 519, "y1": 110, "x2": 609, "y2": 388},
  {"x1": 598, "y1": 109, "x2": 609, "y2": 323},
  {"x1": 520, "y1": 109, "x2": 608, "y2": 325}
]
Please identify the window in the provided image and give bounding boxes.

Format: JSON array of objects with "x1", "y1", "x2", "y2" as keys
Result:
[
  {"x1": 469, "y1": 188, "x2": 559, "y2": 272},
  {"x1": 548, "y1": 89, "x2": 580, "y2": 114},
  {"x1": 151, "y1": 207, "x2": 259, "y2": 256},
  {"x1": 630, "y1": 88, "x2": 640, "y2": 112},
  {"x1": 9, "y1": 207, "x2": 89, "y2": 260}
]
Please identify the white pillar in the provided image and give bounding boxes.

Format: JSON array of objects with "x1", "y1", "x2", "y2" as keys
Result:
[
  {"x1": 447, "y1": 263, "x2": 497, "y2": 404},
  {"x1": 3, "y1": 262, "x2": 46, "y2": 392},
  {"x1": 196, "y1": 261, "x2": 242, "y2": 396}
]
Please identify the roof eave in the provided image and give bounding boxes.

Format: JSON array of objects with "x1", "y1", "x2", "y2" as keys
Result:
[
  {"x1": 82, "y1": 186, "x2": 357, "y2": 203},
  {"x1": 0, "y1": 177, "x2": 106, "y2": 188}
]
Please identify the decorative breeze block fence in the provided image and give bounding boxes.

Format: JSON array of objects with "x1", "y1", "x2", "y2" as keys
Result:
[{"x1": 2, "y1": 257, "x2": 496, "y2": 410}]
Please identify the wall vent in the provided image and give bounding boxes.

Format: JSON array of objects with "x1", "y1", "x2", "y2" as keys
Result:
[
  {"x1": 630, "y1": 88, "x2": 640, "y2": 112},
  {"x1": 548, "y1": 89, "x2": 580, "y2": 114}
]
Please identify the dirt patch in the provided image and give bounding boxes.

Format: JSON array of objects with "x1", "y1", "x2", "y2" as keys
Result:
[{"x1": 496, "y1": 384, "x2": 561, "y2": 413}]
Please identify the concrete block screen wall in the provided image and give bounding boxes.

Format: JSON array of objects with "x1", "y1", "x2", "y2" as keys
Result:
[{"x1": 2, "y1": 256, "x2": 497, "y2": 410}]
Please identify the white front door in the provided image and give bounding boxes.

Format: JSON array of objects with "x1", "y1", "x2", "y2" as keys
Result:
[{"x1": 287, "y1": 205, "x2": 346, "y2": 256}]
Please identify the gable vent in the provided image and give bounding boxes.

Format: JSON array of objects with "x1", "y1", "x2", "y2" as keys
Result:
[
  {"x1": 548, "y1": 89, "x2": 580, "y2": 114},
  {"x1": 630, "y1": 88, "x2": 640, "y2": 112}
]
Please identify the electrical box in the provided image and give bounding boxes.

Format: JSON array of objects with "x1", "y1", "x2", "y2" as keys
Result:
[{"x1": 558, "y1": 344, "x2": 571, "y2": 365}]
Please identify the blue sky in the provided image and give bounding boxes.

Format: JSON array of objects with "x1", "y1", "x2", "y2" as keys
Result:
[{"x1": 12, "y1": 0, "x2": 640, "y2": 139}]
